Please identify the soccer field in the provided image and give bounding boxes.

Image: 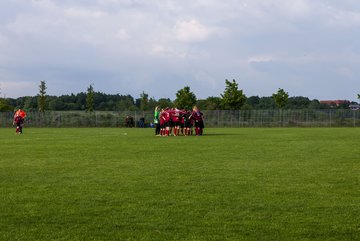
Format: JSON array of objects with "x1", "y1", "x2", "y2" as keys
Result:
[{"x1": 0, "y1": 128, "x2": 359, "y2": 241}]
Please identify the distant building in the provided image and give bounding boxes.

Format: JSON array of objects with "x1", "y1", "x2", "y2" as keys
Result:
[
  {"x1": 349, "y1": 104, "x2": 360, "y2": 110},
  {"x1": 320, "y1": 100, "x2": 350, "y2": 107}
]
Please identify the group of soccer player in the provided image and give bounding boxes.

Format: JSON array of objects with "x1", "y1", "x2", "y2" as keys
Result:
[{"x1": 154, "y1": 106, "x2": 205, "y2": 136}]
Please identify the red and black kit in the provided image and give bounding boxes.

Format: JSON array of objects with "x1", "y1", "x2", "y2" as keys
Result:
[{"x1": 158, "y1": 107, "x2": 204, "y2": 137}]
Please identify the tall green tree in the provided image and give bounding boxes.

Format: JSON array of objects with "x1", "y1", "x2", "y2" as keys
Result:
[
  {"x1": 221, "y1": 79, "x2": 247, "y2": 110},
  {"x1": 86, "y1": 84, "x2": 95, "y2": 112},
  {"x1": 24, "y1": 96, "x2": 37, "y2": 111},
  {"x1": 258, "y1": 97, "x2": 276, "y2": 109},
  {"x1": 246, "y1": 96, "x2": 260, "y2": 108},
  {"x1": 204, "y1": 97, "x2": 222, "y2": 110},
  {"x1": 116, "y1": 95, "x2": 135, "y2": 110},
  {"x1": 157, "y1": 98, "x2": 173, "y2": 109},
  {"x1": 308, "y1": 100, "x2": 321, "y2": 109},
  {"x1": 0, "y1": 99, "x2": 8, "y2": 111},
  {"x1": 38, "y1": 80, "x2": 47, "y2": 112},
  {"x1": 140, "y1": 91, "x2": 149, "y2": 111},
  {"x1": 286, "y1": 97, "x2": 311, "y2": 109},
  {"x1": 148, "y1": 97, "x2": 158, "y2": 111},
  {"x1": 272, "y1": 88, "x2": 289, "y2": 108},
  {"x1": 174, "y1": 86, "x2": 197, "y2": 110},
  {"x1": 358, "y1": 94, "x2": 360, "y2": 103}
]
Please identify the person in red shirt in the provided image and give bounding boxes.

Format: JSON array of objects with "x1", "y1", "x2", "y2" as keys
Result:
[
  {"x1": 172, "y1": 108, "x2": 183, "y2": 136},
  {"x1": 190, "y1": 106, "x2": 204, "y2": 136},
  {"x1": 180, "y1": 110, "x2": 191, "y2": 136},
  {"x1": 13, "y1": 109, "x2": 25, "y2": 134},
  {"x1": 161, "y1": 108, "x2": 172, "y2": 136},
  {"x1": 159, "y1": 109, "x2": 166, "y2": 136}
]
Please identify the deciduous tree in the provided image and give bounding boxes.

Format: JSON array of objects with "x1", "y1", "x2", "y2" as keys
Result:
[
  {"x1": 221, "y1": 79, "x2": 246, "y2": 110},
  {"x1": 140, "y1": 91, "x2": 149, "y2": 111},
  {"x1": 0, "y1": 88, "x2": 11, "y2": 111},
  {"x1": 157, "y1": 98, "x2": 173, "y2": 109},
  {"x1": 272, "y1": 88, "x2": 289, "y2": 109},
  {"x1": 175, "y1": 86, "x2": 197, "y2": 110}
]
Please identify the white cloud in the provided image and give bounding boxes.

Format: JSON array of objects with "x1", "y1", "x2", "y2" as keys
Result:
[
  {"x1": 0, "y1": 0, "x2": 360, "y2": 100},
  {"x1": 274, "y1": 0, "x2": 311, "y2": 18},
  {"x1": 64, "y1": 8, "x2": 106, "y2": 18},
  {"x1": 324, "y1": 6, "x2": 360, "y2": 28},
  {"x1": 114, "y1": 29, "x2": 130, "y2": 41},
  {"x1": 248, "y1": 55, "x2": 274, "y2": 64},
  {"x1": 31, "y1": 0, "x2": 56, "y2": 9},
  {"x1": 174, "y1": 19, "x2": 216, "y2": 43},
  {"x1": 97, "y1": 0, "x2": 134, "y2": 5},
  {"x1": 150, "y1": 44, "x2": 187, "y2": 59},
  {"x1": 194, "y1": 71, "x2": 218, "y2": 90}
]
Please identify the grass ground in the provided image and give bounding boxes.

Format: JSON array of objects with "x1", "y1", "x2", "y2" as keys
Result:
[{"x1": 0, "y1": 128, "x2": 359, "y2": 241}]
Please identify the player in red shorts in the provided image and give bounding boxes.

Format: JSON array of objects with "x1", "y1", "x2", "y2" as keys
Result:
[
  {"x1": 159, "y1": 109, "x2": 165, "y2": 136},
  {"x1": 172, "y1": 108, "x2": 184, "y2": 136},
  {"x1": 13, "y1": 109, "x2": 26, "y2": 134},
  {"x1": 190, "y1": 106, "x2": 204, "y2": 136},
  {"x1": 161, "y1": 108, "x2": 172, "y2": 136}
]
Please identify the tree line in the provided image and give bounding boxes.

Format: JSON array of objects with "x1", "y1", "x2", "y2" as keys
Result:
[{"x1": 0, "y1": 80, "x2": 359, "y2": 112}]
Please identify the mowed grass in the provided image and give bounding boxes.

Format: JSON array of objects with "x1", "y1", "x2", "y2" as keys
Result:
[{"x1": 0, "y1": 128, "x2": 359, "y2": 241}]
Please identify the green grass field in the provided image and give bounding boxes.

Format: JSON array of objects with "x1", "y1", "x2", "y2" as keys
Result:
[{"x1": 0, "y1": 128, "x2": 359, "y2": 241}]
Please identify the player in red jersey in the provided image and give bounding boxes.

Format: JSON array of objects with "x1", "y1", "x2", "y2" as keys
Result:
[
  {"x1": 159, "y1": 109, "x2": 165, "y2": 136},
  {"x1": 13, "y1": 109, "x2": 26, "y2": 134},
  {"x1": 167, "y1": 108, "x2": 175, "y2": 136},
  {"x1": 155, "y1": 107, "x2": 204, "y2": 137},
  {"x1": 183, "y1": 110, "x2": 192, "y2": 136},
  {"x1": 190, "y1": 106, "x2": 204, "y2": 136},
  {"x1": 162, "y1": 108, "x2": 172, "y2": 136},
  {"x1": 171, "y1": 108, "x2": 183, "y2": 136}
]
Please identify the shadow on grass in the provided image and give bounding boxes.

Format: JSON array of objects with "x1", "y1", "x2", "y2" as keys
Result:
[{"x1": 203, "y1": 133, "x2": 242, "y2": 136}]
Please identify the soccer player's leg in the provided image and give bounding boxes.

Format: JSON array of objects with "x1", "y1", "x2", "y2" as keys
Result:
[
  {"x1": 187, "y1": 122, "x2": 192, "y2": 136},
  {"x1": 155, "y1": 124, "x2": 160, "y2": 136},
  {"x1": 165, "y1": 121, "x2": 170, "y2": 136},
  {"x1": 184, "y1": 122, "x2": 189, "y2": 136},
  {"x1": 195, "y1": 121, "x2": 200, "y2": 136},
  {"x1": 180, "y1": 123, "x2": 185, "y2": 136},
  {"x1": 170, "y1": 122, "x2": 174, "y2": 136},
  {"x1": 199, "y1": 121, "x2": 204, "y2": 135},
  {"x1": 174, "y1": 122, "x2": 179, "y2": 136},
  {"x1": 161, "y1": 124, "x2": 165, "y2": 136},
  {"x1": 167, "y1": 121, "x2": 172, "y2": 136}
]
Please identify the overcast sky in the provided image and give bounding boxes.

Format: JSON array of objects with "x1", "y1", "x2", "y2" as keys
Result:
[{"x1": 0, "y1": 0, "x2": 360, "y2": 101}]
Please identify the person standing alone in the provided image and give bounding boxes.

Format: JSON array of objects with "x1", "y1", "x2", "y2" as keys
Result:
[
  {"x1": 13, "y1": 109, "x2": 26, "y2": 134},
  {"x1": 190, "y1": 106, "x2": 204, "y2": 136},
  {"x1": 154, "y1": 106, "x2": 160, "y2": 136}
]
